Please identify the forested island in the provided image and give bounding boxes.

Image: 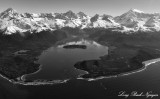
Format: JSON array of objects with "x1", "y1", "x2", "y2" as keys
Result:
[{"x1": 63, "y1": 45, "x2": 87, "y2": 49}]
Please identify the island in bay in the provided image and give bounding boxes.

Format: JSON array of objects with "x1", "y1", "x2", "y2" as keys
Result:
[{"x1": 63, "y1": 45, "x2": 87, "y2": 49}]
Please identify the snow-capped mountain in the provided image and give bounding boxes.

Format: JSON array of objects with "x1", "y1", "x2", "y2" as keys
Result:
[
  {"x1": 0, "y1": 8, "x2": 160, "y2": 34},
  {"x1": 114, "y1": 9, "x2": 160, "y2": 32},
  {"x1": 89, "y1": 14, "x2": 119, "y2": 28}
]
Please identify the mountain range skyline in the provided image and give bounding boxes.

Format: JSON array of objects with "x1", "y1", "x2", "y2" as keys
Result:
[
  {"x1": 0, "y1": 7, "x2": 159, "y2": 17},
  {"x1": 1, "y1": 7, "x2": 160, "y2": 34},
  {"x1": 0, "y1": 0, "x2": 160, "y2": 16}
]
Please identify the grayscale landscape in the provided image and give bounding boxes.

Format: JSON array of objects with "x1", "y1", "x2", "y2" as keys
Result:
[{"x1": 0, "y1": 0, "x2": 160, "y2": 99}]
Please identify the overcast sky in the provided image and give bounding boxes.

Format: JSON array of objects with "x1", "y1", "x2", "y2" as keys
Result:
[{"x1": 0, "y1": 0, "x2": 159, "y2": 16}]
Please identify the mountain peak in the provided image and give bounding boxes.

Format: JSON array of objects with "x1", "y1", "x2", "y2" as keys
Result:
[
  {"x1": 0, "y1": 8, "x2": 19, "y2": 19},
  {"x1": 4, "y1": 8, "x2": 17, "y2": 14},
  {"x1": 65, "y1": 10, "x2": 74, "y2": 14},
  {"x1": 129, "y1": 8, "x2": 144, "y2": 13},
  {"x1": 90, "y1": 14, "x2": 99, "y2": 22},
  {"x1": 6, "y1": 8, "x2": 14, "y2": 11},
  {"x1": 77, "y1": 11, "x2": 87, "y2": 18},
  {"x1": 63, "y1": 10, "x2": 77, "y2": 19}
]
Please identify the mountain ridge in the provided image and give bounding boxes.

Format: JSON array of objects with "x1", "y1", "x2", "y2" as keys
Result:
[{"x1": 1, "y1": 8, "x2": 160, "y2": 34}]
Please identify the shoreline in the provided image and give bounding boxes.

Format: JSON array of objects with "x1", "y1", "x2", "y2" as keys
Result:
[
  {"x1": 76, "y1": 58, "x2": 160, "y2": 81},
  {"x1": 20, "y1": 65, "x2": 43, "y2": 81},
  {"x1": 76, "y1": 66, "x2": 146, "y2": 81},
  {"x1": 1, "y1": 58, "x2": 160, "y2": 85},
  {"x1": 12, "y1": 79, "x2": 70, "y2": 86}
]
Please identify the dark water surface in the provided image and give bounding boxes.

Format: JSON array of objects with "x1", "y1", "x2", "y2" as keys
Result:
[
  {"x1": 26, "y1": 39, "x2": 108, "y2": 80},
  {"x1": 0, "y1": 39, "x2": 160, "y2": 99}
]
